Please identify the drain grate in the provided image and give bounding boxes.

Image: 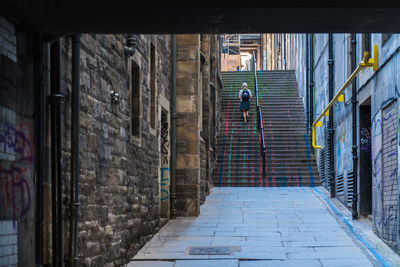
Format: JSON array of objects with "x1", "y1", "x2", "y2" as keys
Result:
[{"x1": 188, "y1": 246, "x2": 231, "y2": 255}]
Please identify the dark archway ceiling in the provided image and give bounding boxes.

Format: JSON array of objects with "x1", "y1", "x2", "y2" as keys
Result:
[{"x1": 1, "y1": 4, "x2": 400, "y2": 33}]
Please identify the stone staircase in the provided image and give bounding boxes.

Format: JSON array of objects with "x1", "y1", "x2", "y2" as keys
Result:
[{"x1": 213, "y1": 70, "x2": 319, "y2": 187}]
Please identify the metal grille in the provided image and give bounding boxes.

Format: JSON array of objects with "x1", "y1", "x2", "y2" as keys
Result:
[
  {"x1": 319, "y1": 147, "x2": 331, "y2": 190},
  {"x1": 326, "y1": 129, "x2": 334, "y2": 191},
  {"x1": 319, "y1": 148, "x2": 327, "y2": 188},
  {"x1": 336, "y1": 173, "x2": 344, "y2": 196},
  {"x1": 347, "y1": 171, "x2": 354, "y2": 208}
]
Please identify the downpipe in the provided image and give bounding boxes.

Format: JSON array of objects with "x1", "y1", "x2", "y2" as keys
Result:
[
  {"x1": 309, "y1": 34, "x2": 315, "y2": 154},
  {"x1": 50, "y1": 39, "x2": 64, "y2": 267},
  {"x1": 170, "y1": 34, "x2": 177, "y2": 219},
  {"x1": 66, "y1": 34, "x2": 81, "y2": 267},
  {"x1": 328, "y1": 34, "x2": 335, "y2": 198},
  {"x1": 351, "y1": 34, "x2": 359, "y2": 219},
  {"x1": 306, "y1": 34, "x2": 310, "y2": 134},
  {"x1": 34, "y1": 34, "x2": 46, "y2": 266}
]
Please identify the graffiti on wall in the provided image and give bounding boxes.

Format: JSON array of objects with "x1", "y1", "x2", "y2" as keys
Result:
[
  {"x1": 360, "y1": 112, "x2": 372, "y2": 157},
  {"x1": 160, "y1": 111, "x2": 170, "y2": 202},
  {"x1": 0, "y1": 164, "x2": 31, "y2": 222},
  {"x1": 381, "y1": 103, "x2": 398, "y2": 241},
  {"x1": 0, "y1": 122, "x2": 33, "y2": 164},
  {"x1": 0, "y1": 109, "x2": 33, "y2": 225},
  {"x1": 336, "y1": 125, "x2": 346, "y2": 175},
  {"x1": 372, "y1": 112, "x2": 383, "y2": 233}
]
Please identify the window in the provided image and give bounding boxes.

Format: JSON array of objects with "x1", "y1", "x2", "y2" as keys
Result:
[
  {"x1": 131, "y1": 60, "x2": 141, "y2": 138},
  {"x1": 150, "y1": 44, "x2": 156, "y2": 129},
  {"x1": 360, "y1": 34, "x2": 372, "y2": 61}
]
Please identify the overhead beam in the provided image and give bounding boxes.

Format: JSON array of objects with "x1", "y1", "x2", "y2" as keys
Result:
[{"x1": 2, "y1": 8, "x2": 400, "y2": 33}]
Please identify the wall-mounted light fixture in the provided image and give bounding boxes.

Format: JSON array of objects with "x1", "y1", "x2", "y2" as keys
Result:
[
  {"x1": 110, "y1": 90, "x2": 120, "y2": 103},
  {"x1": 124, "y1": 34, "x2": 138, "y2": 57}
]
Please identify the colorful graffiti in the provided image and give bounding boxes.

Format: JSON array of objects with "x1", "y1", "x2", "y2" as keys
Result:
[
  {"x1": 336, "y1": 125, "x2": 346, "y2": 175},
  {"x1": 0, "y1": 118, "x2": 33, "y2": 225},
  {"x1": 0, "y1": 164, "x2": 31, "y2": 222},
  {"x1": 0, "y1": 122, "x2": 33, "y2": 163},
  {"x1": 372, "y1": 112, "x2": 383, "y2": 233},
  {"x1": 160, "y1": 111, "x2": 170, "y2": 202},
  {"x1": 371, "y1": 104, "x2": 399, "y2": 239},
  {"x1": 360, "y1": 111, "x2": 372, "y2": 157},
  {"x1": 380, "y1": 103, "x2": 398, "y2": 241}
]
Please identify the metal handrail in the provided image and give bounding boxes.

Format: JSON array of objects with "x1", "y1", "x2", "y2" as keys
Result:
[
  {"x1": 253, "y1": 52, "x2": 266, "y2": 179},
  {"x1": 312, "y1": 44, "x2": 378, "y2": 149}
]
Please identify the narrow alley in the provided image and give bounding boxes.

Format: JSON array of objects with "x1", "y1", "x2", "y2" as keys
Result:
[{"x1": 2, "y1": 6, "x2": 400, "y2": 267}]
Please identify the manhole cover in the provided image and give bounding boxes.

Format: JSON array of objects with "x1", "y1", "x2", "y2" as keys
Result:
[{"x1": 188, "y1": 246, "x2": 231, "y2": 255}]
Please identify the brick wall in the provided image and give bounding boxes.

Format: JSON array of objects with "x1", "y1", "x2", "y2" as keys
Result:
[
  {"x1": 0, "y1": 17, "x2": 17, "y2": 63},
  {"x1": 382, "y1": 101, "x2": 398, "y2": 242},
  {"x1": 0, "y1": 221, "x2": 18, "y2": 267}
]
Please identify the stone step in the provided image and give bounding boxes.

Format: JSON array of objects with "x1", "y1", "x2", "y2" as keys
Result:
[
  {"x1": 216, "y1": 156, "x2": 314, "y2": 161},
  {"x1": 217, "y1": 70, "x2": 319, "y2": 188},
  {"x1": 214, "y1": 181, "x2": 320, "y2": 187},
  {"x1": 216, "y1": 141, "x2": 309, "y2": 146},
  {"x1": 214, "y1": 170, "x2": 320, "y2": 177},
  {"x1": 215, "y1": 170, "x2": 319, "y2": 175}
]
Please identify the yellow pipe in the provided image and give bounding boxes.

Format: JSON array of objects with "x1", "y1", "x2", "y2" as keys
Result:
[
  {"x1": 312, "y1": 123, "x2": 321, "y2": 149},
  {"x1": 313, "y1": 65, "x2": 362, "y2": 128},
  {"x1": 312, "y1": 44, "x2": 378, "y2": 149}
]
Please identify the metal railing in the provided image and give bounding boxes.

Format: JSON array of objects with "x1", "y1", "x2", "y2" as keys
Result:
[
  {"x1": 253, "y1": 52, "x2": 266, "y2": 179},
  {"x1": 312, "y1": 44, "x2": 378, "y2": 149}
]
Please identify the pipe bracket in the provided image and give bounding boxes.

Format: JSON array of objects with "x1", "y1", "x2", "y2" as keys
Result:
[{"x1": 50, "y1": 93, "x2": 64, "y2": 105}]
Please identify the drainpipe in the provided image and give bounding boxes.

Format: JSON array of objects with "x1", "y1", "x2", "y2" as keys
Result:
[
  {"x1": 309, "y1": 34, "x2": 314, "y2": 153},
  {"x1": 34, "y1": 34, "x2": 45, "y2": 266},
  {"x1": 351, "y1": 33, "x2": 359, "y2": 219},
  {"x1": 50, "y1": 39, "x2": 64, "y2": 267},
  {"x1": 170, "y1": 34, "x2": 177, "y2": 219},
  {"x1": 328, "y1": 34, "x2": 336, "y2": 198},
  {"x1": 306, "y1": 34, "x2": 310, "y2": 134},
  {"x1": 66, "y1": 34, "x2": 81, "y2": 267}
]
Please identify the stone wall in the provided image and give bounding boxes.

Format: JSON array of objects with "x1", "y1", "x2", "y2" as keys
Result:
[
  {"x1": 0, "y1": 27, "x2": 221, "y2": 266},
  {"x1": 176, "y1": 34, "x2": 201, "y2": 216},
  {"x1": 175, "y1": 34, "x2": 221, "y2": 215},
  {"x1": 60, "y1": 34, "x2": 172, "y2": 266}
]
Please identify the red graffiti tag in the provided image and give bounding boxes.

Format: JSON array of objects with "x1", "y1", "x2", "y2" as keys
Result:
[{"x1": 0, "y1": 164, "x2": 31, "y2": 223}]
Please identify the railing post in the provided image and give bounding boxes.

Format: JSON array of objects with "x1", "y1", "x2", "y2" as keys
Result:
[{"x1": 253, "y1": 51, "x2": 266, "y2": 184}]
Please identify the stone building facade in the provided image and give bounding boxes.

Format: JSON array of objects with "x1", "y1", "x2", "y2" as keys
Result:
[
  {"x1": 175, "y1": 35, "x2": 222, "y2": 215},
  {"x1": 60, "y1": 33, "x2": 174, "y2": 266},
  {"x1": 0, "y1": 12, "x2": 222, "y2": 267},
  {"x1": 268, "y1": 33, "x2": 400, "y2": 253}
]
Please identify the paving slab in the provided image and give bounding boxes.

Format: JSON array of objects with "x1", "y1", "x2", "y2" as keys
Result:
[
  {"x1": 239, "y1": 259, "x2": 322, "y2": 267},
  {"x1": 175, "y1": 259, "x2": 238, "y2": 267},
  {"x1": 127, "y1": 187, "x2": 400, "y2": 267},
  {"x1": 127, "y1": 261, "x2": 174, "y2": 267}
]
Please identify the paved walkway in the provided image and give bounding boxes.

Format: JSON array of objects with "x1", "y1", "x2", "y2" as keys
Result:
[{"x1": 127, "y1": 187, "x2": 400, "y2": 267}]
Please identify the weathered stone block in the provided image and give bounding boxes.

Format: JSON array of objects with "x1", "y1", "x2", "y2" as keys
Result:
[
  {"x1": 176, "y1": 154, "x2": 200, "y2": 169},
  {"x1": 177, "y1": 34, "x2": 200, "y2": 46},
  {"x1": 177, "y1": 95, "x2": 198, "y2": 113}
]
